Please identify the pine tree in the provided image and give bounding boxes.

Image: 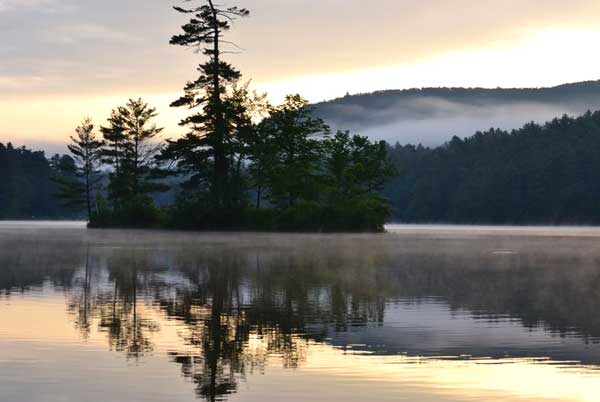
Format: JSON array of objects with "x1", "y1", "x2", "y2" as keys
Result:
[
  {"x1": 56, "y1": 118, "x2": 105, "y2": 219},
  {"x1": 161, "y1": 0, "x2": 250, "y2": 209},
  {"x1": 101, "y1": 99, "x2": 165, "y2": 205}
]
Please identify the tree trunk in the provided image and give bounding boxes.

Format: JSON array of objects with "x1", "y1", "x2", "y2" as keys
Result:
[
  {"x1": 208, "y1": 0, "x2": 228, "y2": 209},
  {"x1": 86, "y1": 171, "x2": 92, "y2": 220}
]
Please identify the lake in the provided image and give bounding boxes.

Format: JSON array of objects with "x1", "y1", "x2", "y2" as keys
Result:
[{"x1": 2, "y1": 222, "x2": 600, "y2": 402}]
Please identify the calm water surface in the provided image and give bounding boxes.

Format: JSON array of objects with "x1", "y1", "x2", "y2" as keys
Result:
[{"x1": 2, "y1": 222, "x2": 600, "y2": 401}]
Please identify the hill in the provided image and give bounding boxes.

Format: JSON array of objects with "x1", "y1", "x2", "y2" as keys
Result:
[
  {"x1": 385, "y1": 110, "x2": 600, "y2": 224},
  {"x1": 314, "y1": 80, "x2": 600, "y2": 145}
]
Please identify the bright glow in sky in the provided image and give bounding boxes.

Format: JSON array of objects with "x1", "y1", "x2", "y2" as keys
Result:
[
  {"x1": 258, "y1": 28, "x2": 600, "y2": 102},
  {"x1": 1, "y1": 0, "x2": 600, "y2": 150}
]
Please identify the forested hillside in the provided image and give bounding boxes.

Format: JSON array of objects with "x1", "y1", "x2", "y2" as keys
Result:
[
  {"x1": 0, "y1": 143, "x2": 78, "y2": 219},
  {"x1": 314, "y1": 80, "x2": 600, "y2": 145},
  {"x1": 386, "y1": 111, "x2": 600, "y2": 224}
]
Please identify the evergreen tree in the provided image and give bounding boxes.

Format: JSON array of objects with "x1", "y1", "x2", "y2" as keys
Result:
[
  {"x1": 246, "y1": 123, "x2": 276, "y2": 209},
  {"x1": 347, "y1": 135, "x2": 396, "y2": 195},
  {"x1": 101, "y1": 99, "x2": 165, "y2": 205},
  {"x1": 257, "y1": 95, "x2": 330, "y2": 207},
  {"x1": 383, "y1": 110, "x2": 600, "y2": 224},
  {"x1": 162, "y1": 0, "x2": 250, "y2": 209},
  {"x1": 49, "y1": 153, "x2": 81, "y2": 215},
  {"x1": 55, "y1": 118, "x2": 104, "y2": 219},
  {"x1": 100, "y1": 109, "x2": 128, "y2": 179},
  {"x1": 223, "y1": 83, "x2": 269, "y2": 207}
]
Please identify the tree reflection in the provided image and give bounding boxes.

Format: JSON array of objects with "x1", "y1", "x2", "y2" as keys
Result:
[
  {"x1": 99, "y1": 252, "x2": 162, "y2": 359},
  {"x1": 5, "y1": 232, "x2": 600, "y2": 401},
  {"x1": 158, "y1": 249, "x2": 388, "y2": 401},
  {"x1": 165, "y1": 254, "x2": 260, "y2": 401},
  {"x1": 67, "y1": 247, "x2": 96, "y2": 339},
  {"x1": 63, "y1": 249, "x2": 163, "y2": 359}
]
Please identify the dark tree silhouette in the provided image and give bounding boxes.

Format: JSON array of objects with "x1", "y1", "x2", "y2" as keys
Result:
[
  {"x1": 256, "y1": 95, "x2": 330, "y2": 207},
  {"x1": 162, "y1": 0, "x2": 250, "y2": 209},
  {"x1": 94, "y1": 99, "x2": 167, "y2": 227},
  {"x1": 0, "y1": 143, "x2": 75, "y2": 219},
  {"x1": 385, "y1": 111, "x2": 600, "y2": 224},
  {"x1": 101, "y1": 99, "x2": 164, "y2": 203},
  {"x1": 54, "y1": 118, "x2": 105, "y2": 219}
]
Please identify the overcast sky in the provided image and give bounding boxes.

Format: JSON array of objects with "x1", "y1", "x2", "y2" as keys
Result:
[{"x1": 2, "y1": 0, "x2": 600, "y2": 149}]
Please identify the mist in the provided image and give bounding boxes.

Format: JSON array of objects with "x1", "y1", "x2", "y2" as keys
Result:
[{"x1": 318, "y1": 96, "x2": 600, "y2": 146}]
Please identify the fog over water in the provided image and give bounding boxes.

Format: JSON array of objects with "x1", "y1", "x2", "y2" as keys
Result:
[{"x1": 2, "y1": 222, "x2": 600, "y2": 401}]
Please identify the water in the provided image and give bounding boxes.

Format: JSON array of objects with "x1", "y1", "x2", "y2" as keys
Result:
[{"x1": 2, "y1": 222, "x2": 600, "y2": 402}]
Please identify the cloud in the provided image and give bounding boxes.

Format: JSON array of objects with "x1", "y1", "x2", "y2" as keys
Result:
[
  {"x1": 3, "y1": 0, "x2": 600, "y2": 98},
  {"x1": 0, "y1": 0, "x2": 71, "y2": 14},
  {"x1": 0, "y1": 0, "x2": 184, "y2": 97},
  {"x1": 3, "y1": 0, "x2": 600, "y2": 150},
  {"x1": 44, "y1": 23, "x2": 143, "y2": 45}
]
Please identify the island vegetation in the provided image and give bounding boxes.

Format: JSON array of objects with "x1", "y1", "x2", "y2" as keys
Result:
[{"x1": 51, "y1": 1, "x2": 396, "y2": 232}]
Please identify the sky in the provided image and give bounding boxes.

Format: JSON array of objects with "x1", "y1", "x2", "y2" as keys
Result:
[{"x1": 2, "y1": 0, "x2": 600, "y2": 151}]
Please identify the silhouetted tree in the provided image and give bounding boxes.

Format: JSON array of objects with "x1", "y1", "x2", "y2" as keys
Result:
[
  {"x1": 54, "y1": 118, "x2": 104, "y2": 219},
  {"x1": 100, "y1": 109, "x2": 128, "y2": 179},
  {"x1": 256, "y1": 95, "x2": 330, "y2": 207},
  {"x1": 325, "y1": 130, "x2": 396, "y2": 200},
  {"x1": 101, "y1": 99, "x2": 164, "y2": 203},
  {"x1": 0, "y1": 142, "x2": 72, "y2": 219},
  {"x1": 384, "y1": 111, "x2": 600, "y2": 224},
  {"x1": 93, "y1": 99, "x2": 168, "y2": 226},
  {"x1": 224, "y1": 83, "x2": 269, "y2": 207},
  {"x1": 162, "y1": 0, "x2": 250, "y2": 209}
]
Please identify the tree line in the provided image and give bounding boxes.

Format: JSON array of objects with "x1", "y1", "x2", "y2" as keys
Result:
[
  {"x1": 0, "y1": 142, "x2": 81, "y2": 219},
  {"x1": 9, "y1": 108, "x2": 600, "y2": 226},
  {"x1": 386, "y1": 111, "x2": 600, "y2": 224}
]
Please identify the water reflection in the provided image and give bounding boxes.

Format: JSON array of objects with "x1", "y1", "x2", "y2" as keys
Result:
[{"x1": 2, "y1": 226, "x2": 600, "y2": 401}]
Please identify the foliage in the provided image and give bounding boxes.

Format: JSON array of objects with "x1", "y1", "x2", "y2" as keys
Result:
[
  {"x1": 53, "y1": 118, "x2": 105, "y2": 219},
  {"x1": 89, "y1": 194, "x2": 164, "y2": 228},
  {"x1": 100, "y1": 99, "x2": 165, "y2": 203},
  {"x1": 88, "y1": 98, "x2": 167, "y2": 226},
  {"x1": 256, "y1": 95, "x2": 331, "y2": 207},
  {"x1": 0, "y1": 143, "x2": 77, "y2": 219},
  {"x1": 153, "y1": 2, "x2": 394, "y2": 231},
  {"x1": 385, "y1": 111, "x2": 600, "y2": 224},
  {"x1": 161, "y1": 0, "x2": 250, "y2": 209},
  {"x1": 324, "y1": 130, "x2": 396, "y2": 202}
]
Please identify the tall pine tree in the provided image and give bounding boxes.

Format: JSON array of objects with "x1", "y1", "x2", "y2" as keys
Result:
[{"x1": 161, "y1": 0, "x2": 249, "y2": 210}]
